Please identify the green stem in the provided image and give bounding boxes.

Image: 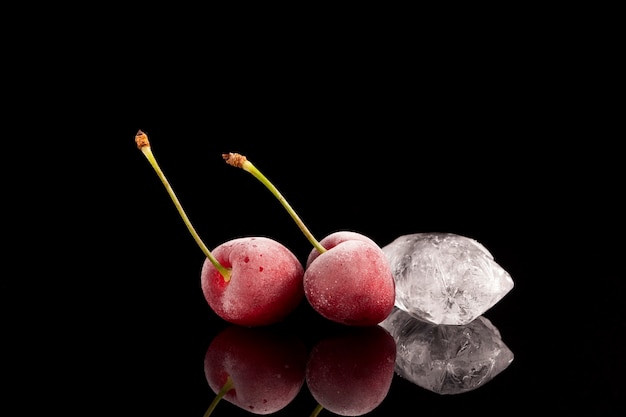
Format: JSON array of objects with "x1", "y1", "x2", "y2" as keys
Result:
[
  {"x1": 310, "y1": 403, "x2": 324, "y2": 417},
  {"x1": 242, "y1": 160, "x2": 327, "y2": 254},
  {"x1": 204, "y1": 376, "x2": 234, "y2": 417},
  {"x1": 138, "y1": 136, "x2": 231, "y2": 281}
]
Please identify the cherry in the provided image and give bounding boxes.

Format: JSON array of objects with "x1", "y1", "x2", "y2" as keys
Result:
[
  {"x1": 306, "y1": 325, "x2": 397, "y2": 416},
  {"x1": 136, "y1": 131, "x2": 304, "y2": 326},
  {"x1": 303, "y1": 231, "x2": 396, "y2": 326},
  {"x1": 200, "y1": 236, "x2": 304, "y2": 326},
  {"x1": 203, "y1": 324, "x2": 308, "y2": 416},
  {"x1": 224, "y1": 152, "x2": 395, "y2": 326}
]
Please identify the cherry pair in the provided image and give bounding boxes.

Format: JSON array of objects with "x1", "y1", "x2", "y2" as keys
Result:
[{"x1": 136, "y1": 130, "x2": 395, "y2": 327}]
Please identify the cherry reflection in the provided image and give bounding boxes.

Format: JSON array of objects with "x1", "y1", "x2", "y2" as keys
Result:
[
  {"x1": 380, "y1": 307, "x2": 514, "y2": 394},
  {"x1": 203, "y1": 324, "x2": 308, "y2": 416},
  {"x1": 203, "y1": 323, "x2": 397, "y2": 416},
  {"x1": 306, "y1": 325, "x2": 397, "y2": 417}
]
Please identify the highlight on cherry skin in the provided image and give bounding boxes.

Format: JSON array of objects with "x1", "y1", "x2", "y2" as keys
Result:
[
  {"x1": 223, "y1": 152, "x2": 396, "y2": 326},
  {"x1": 203, "y1": 324, "x2": 308, "y2": 416},
  {"x1": 135, "y1": 130, "x2": 305, "y2": 327}
]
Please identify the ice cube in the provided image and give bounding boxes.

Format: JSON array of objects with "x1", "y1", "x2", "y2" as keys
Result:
[{"x1": 382, "y1": 233, "x2": 514, "y2": 325}]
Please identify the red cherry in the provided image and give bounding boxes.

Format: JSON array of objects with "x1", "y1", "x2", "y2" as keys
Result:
[
  {"x1": 204, "y1": 325, "x2": 308, "y2": 415},
  {"x1": 304, "y1": 231, "x2": 396, "y2": 326},
  {"x1": 223, "y1": 153, "x2": 396, "y2": 327},
  {"x1": 306, "y1": 325, "x2": 397, "y2": 416},
  {"x1": 136, "y1": 132, "x2": 304, "y2": 327},
  {"x1": 201, "y1": 236, "x2": 304, "y2": 327}
]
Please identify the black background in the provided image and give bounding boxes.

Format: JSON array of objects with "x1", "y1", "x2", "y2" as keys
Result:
[{"x1": 6, "y1": 9, "x2": 623, "y2": 416}]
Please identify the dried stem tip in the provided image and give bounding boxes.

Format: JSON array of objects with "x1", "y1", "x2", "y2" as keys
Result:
[
  {"x1": 135, "y1": 130, "x2": 150, "y2": 149},
  {"x1": 223, "y1": 152, "x2": 247, "y2": 168}
]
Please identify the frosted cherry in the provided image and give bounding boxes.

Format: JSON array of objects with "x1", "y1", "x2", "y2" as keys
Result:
[{"x1": 136, "y1": 131, "x2": 304, "y2": 327}]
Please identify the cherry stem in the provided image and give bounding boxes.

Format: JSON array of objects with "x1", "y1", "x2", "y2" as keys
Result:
[
  {"x1": 310, "y1": 403, "x2": 324, "y2": 417},
  {"x1": 135, "y1": 130, "x2": 232, "y2": 281},
  {"x1": 223, "y1": 152, "x2": 327, "y2": 254},
  {"x1": 203, "y1": 376, "x2": 234, "y2": 417}
]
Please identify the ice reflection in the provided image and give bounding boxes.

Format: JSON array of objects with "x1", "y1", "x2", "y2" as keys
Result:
[{"x1": 380, "y1": 307, "x2": 514, "y2": 394}]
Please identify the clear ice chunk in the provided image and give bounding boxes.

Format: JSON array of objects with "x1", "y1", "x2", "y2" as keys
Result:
[
  {"x1": 380, "y1": 307, "x2": 514, "y2": 394},
  {"x1": 382, "y1": 232, "x2": 514, "y2": 325}
]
